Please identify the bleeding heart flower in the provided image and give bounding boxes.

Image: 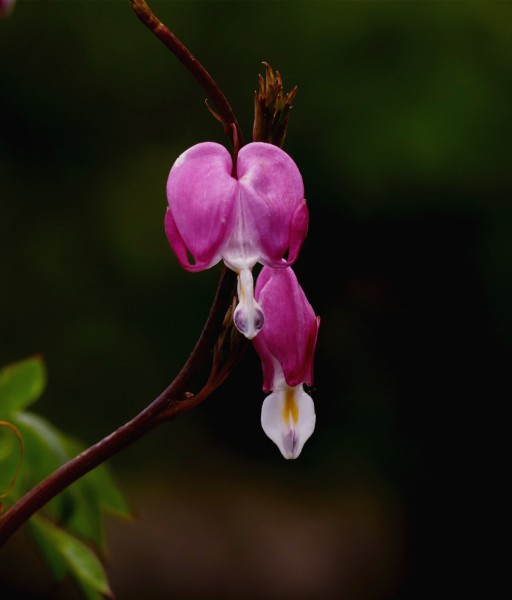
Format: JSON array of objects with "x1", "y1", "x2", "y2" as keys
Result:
[
  {"x1": 165, "y1": 141, "x2": 308, "y2": 339},
  {"x1": 253, "y1": 266, "x2": 320, "y2": 459}
]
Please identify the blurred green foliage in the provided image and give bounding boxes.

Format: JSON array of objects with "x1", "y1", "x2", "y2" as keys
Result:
[
  {"x1": 0, "y1": 1, "x2": 510, "y2": 598},
  {"x1": 0, "y1": 356, "x2": 129, "y2": 598}
]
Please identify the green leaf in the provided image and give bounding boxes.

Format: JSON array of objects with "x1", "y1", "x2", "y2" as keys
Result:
[
  {"x1": 9, "y1": 415, "x2": 130, "y2": 548},
  {"x1": 76, "y1": 581, "x2": 107, "y2": 600},
  {"x1": 63, "y1": 480, "x2": 105, "y2": 549},
  {"x1": 12, "y1": 411, "x2": 69, "y2": 476},
  {"x1": 0, "y1": 425, "x2": 18, "y2": 486},
  {"x1": 30, "y1": 515, "x2": 112, "y2": 598},
  {"x1": 0, "y1": 421, "x2": 25, "y2": 513},
  {"x1": 65, "y1": 437, "x2": 130, "y2": 518},
  {"x1": 11, "y1": 411, "x2": 72, "y2": 519},
  {"x1": 6, "y1": 411, "x2": 128, "y2": 551},
  {"x1": 84, "y1": 463, "x2": 131, "y2": 518},
  {"x1": 0, "y1": 358, "x2": 124, "y2": 598},
  {"x1": 61, "y1": 437, "x2": 130, "y2": 548},
  {"x1": 0, "y1": 356, "x2": 46, "y2": 414},
  {"x1": 29, "y1": 515, "x2": 68, "y2": 580},
  {"x1": 64, "y1": 467, "x2": 131, "y2": 551},
  {"x1": 0, "y1": 422, "x2": 23, "y2": 502}
]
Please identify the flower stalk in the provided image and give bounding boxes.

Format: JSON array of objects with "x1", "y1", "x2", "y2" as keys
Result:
[
  {"x1": 129, "y1": 0, "x2": 243, "y2": 152},
  {"x1": 0, "y1": 0, "x2": 317, "y2": 547},
  {"x1": 0, "y1": 0, "x2": 245, "y2": 547},
  {"x1": 0, "y1": 268, "x2": 237, "y2": 546}
]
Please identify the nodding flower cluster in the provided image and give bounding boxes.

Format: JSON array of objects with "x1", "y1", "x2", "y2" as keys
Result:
[{"x1": 165, "y1": 141, "x2": 319, "y2": 459}]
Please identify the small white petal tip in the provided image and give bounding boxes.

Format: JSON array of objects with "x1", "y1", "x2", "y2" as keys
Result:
[
  {"x1": 261, "y1": 385, "x2": 316, "y2": 459},
  {"x1": 233, "y1": 268, "x2": 264, "y2": 339}
]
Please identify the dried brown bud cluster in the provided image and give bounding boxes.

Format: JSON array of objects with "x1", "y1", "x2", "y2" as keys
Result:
[{"x1": 253, "y1": 62, "x2": 298, "y2": 148}]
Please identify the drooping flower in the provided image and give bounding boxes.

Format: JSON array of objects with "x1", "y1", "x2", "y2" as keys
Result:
[
  {"x1": 165, "y1": 141, "x2": 308, "y2": 339},
  {"x1": 253, "y1": 266, "x2": 320, "y2": 459}
]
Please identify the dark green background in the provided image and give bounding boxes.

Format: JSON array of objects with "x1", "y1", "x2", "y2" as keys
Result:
[{"x1": 1, "y1": 1, "x2": 509, "y2": 598}]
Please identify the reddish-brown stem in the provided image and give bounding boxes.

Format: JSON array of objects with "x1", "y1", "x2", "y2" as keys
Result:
[
  {"x1": 130, "y1": 0, "x2": 244, "y2": 150},
  {"x1": 0, "y1": 268, "x2": 237, "y2": 546},
  {"x1": 0, "y1": 0, "x2": 247, "y2": 547}
]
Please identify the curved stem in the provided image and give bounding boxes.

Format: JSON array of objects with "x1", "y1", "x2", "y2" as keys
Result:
[
  {"x1": 0, "y1": 268, "x2": 237, "y2": 546},
  {"x1": 0, "y1": 0, "x2": 247, "y2": 547},
  {"x1": 129, "y1": 0, "x2": 244, "y2": 149}
]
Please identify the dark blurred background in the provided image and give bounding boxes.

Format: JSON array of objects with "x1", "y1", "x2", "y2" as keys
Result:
[{"x1": 1, "y1": 1, "x2": 510, "y2": 598}]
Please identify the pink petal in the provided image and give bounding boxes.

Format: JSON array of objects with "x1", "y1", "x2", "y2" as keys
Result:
[
  {"x1": 164, "y1": 209, "x2": 214, "y2": 272},
  {"x1": 255, "y1": 267, "x2": 319, "y2": 388},
  {"x1": 285, "y1": 201, "x2": 309, "y2": 266},
  {"x1": 237, "y1": 143, "x2": 306, "y2": 266},
  {"x1": 252, "y1": 332, "x2": 276, "y2": 393},
  {"x1": 166, "y1": 142, "x2": 238, "y2": 271}
]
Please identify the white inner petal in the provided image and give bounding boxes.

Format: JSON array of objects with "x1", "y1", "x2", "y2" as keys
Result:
[
  {"x1": 222, "y1": 190, "x2": 259, "y2": 271},
  {"x1": 233, "y1": 268, "x2": 264, "y2": 340},
  {"x1": 261, "y1": 383, "x2": 316, "y2": 459}
]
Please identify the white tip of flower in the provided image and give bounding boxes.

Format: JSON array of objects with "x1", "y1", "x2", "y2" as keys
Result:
[
  {"x1": 233, "y1": 268, "x2": 264, "y2": 339},
  {"x1": 261, "y1": 385, "x2": 315, "y2": 459}
]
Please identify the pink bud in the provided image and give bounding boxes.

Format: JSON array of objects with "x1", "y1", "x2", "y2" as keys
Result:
[
  {"x1": 253, "y1": 267, "x2": 319, "y2": 391},
  {"x1": 253, "y1": 267, "x2": 320, "y2": 459}
]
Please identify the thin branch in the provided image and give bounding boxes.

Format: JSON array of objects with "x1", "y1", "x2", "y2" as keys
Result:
[
  {"x1": 0, "y1": 0, "x2": 247, "y2": 546},
  {"x1": 129, "y1": 0, "x2": 244, "y2": 153},
  {"x1": 0, "y1": 268, "x2": 237, "y2": 546}
]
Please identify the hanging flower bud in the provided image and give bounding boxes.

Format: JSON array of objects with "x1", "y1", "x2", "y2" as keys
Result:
[
  {"x1": 165, "y1": 141, "x2": 308, "y2": 339},
  {"x1": 253, "y1": 266, "x2": 320, "y2": 459}
]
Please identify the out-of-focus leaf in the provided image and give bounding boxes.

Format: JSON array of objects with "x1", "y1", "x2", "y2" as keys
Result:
[
  {"x1": 0, "y1": 356, "x2": 46, "y2": 414},
  {"x1": 65, "y1": 438, "x2": 130, "y2": 518},
  {"x1": 30, "y1": 515, "x2": 112, "y2": 598},
  {"x1": 0, "y1": 358, "x2": 126, "y2": 598},
  {"x1": 8, "y1": 409, "x2": 129, "y2": 551},
  {"x1": 11, "y1": 411, "x2": 71, "y2": 519},
  {"x1": 76, "y1": 582, "x2": 106, "y2": 600},
  {"x1": 29, "y1": 515, "x2": 68, "y2": 580},
  {"x1": 0, "y1": 424, "x2": 19, "y2": 492},
  {"x1": 84, "y1": 463, "x2": 131, "y2": 518},
  {"x1": 12, "y1": 411, "x2": 68, "y2": 476},
  {"x1": 55, "y1": 437, "x2": 131, "y2": 549},
  {"x1": 7, "y1": 418, "x2": 128, "y2": 547},
  {"x1": 0, "y1": 420, "x2": 24, "y2": 504},
  {"x1": 64, "y1": 481, "x2": 105, "y2": 550}
]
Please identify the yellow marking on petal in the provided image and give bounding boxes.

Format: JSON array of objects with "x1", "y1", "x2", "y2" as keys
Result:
[
  {"x1": 282, "y1": 388, "x2": 299, "y2": 425},
  {"x1": 236, "y1": 270, "x2": 246, "y2": 302}
]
